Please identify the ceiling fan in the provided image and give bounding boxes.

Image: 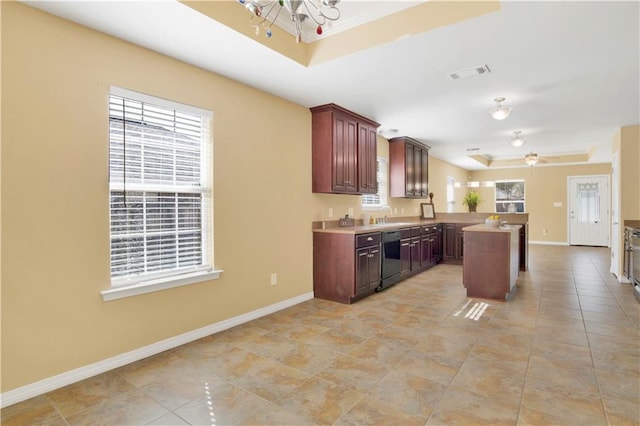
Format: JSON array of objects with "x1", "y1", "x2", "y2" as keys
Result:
[{"x1": 524, "y1": 152, "x2": 539, "y2": 166}]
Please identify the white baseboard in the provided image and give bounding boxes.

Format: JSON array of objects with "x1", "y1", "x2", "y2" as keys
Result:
[
  {"x1": 528, "y1": 240, "x2": 569, "y2": 246},
  {"x1": 0, "y1": 292, "x2": 314, "y2": 409}
]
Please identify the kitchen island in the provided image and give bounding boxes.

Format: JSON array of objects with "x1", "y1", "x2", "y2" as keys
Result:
[{"x1": 462, "y1": 223, "x2": 521, "y2": 300}]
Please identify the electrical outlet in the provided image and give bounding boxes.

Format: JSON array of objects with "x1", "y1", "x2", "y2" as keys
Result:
[
  {"x1": 348, "y1": 207, "x2": 354, "y2": 216},
  {"x1": 328, "y1": 208, "x2": 333, "y2": 218},
  {"x1": 542, "y1": 229, "x2": 548, "y2": 236},
  {"x1": 394, "y1": 208, "x2": 398, "y2": 214},
  {"x1": 270, "y1": 273, "x2": 277, "y2": 286}
]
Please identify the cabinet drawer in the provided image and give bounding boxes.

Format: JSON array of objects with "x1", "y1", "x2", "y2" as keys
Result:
[
  {"x1": 356, "y1": 233, "x2": 381, "y2": 248},
  {"x1": 400, "y1": 228, "x2": 412, "y2": 239},
  {"x1": 422, "y1": 225, "x2": 440, "y2": 233}
]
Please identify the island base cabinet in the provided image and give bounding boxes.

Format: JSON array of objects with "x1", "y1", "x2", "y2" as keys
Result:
[{"x1": 463, "y1": 226, "x2": 519, "y2": 300}]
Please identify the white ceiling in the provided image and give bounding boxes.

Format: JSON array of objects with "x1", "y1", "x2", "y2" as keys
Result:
[{"x1": 23, "y1": 0, "x2": 640, "y2": 170}]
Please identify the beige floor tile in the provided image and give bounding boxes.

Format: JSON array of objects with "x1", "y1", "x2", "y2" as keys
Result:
[
  {"x1": 271, "y1": 340, "x2": 340, "y2": 374},
  {"x1": 317, "y1": 354, "x2": 390, "y2": 392},
  {"x1": 64, "y1": 388, "x2": 167, "y2": 426},
  {"x1": 173, "y1": 379, "x2": 274, "y2": 425},
  {"x1": 397, "y1": 349, "x2": 461, "y2": 386},
  {"x1": 145, "y1": 412, "x2": 190, "y2": 425},
  {"x1": 601, "y1": 394, "x2": 640, "y2": 426},
  {"x1": 346, "y1": 337, "x2": 412, "y2": 365},
  {"x1": 448, "y1": 359, "x2": 526, "y2": 404},
  {"x1": 275, "y1": 376, "x2": 362, "y2": 425},
  {"x1": 369, "y1": 370, "x2": 446, "y2": 417},
  {"x1": 427, "y1": 388, "x2": 520, "y2": 426},
  {"x1": 229, "y1": 359, "x2": 311, "y2": 402},
  {"x1": 335, "y1": 397, "x2": 426, "y2": 426},
  {"x1": 0, "y1": 396, "x2": 65, "y2": 426},
  {"x1": 46, "y1": 371, "x2": 135, "y2": 418}
]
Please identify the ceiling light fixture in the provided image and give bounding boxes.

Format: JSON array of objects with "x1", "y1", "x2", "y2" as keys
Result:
[
  {"x1": 510, "y1": 130, "x2": 525, "y2": 147},
  {"x1": 524, "y1": 152, "x2": 538, "y2": 166},
  {"x1": 490, "y1": 97, "x2": 512, "y2": 120},
  {"x1": 238, "y1": 0, "x2": 342, "y2": 43}
]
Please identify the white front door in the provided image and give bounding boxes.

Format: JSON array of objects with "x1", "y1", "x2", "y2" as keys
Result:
[{"x1": 569, "y1": 175, "x2": 610, "y2": 247}]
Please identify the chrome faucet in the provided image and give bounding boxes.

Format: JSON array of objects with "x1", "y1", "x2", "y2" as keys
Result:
[{"x1": 378, "y1": 206, "x2": 392, "y2": 223}]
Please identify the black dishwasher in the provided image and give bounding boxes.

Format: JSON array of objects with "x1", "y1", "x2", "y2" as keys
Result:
[{"x1": 378, "y1": 230, "x2": 402, "y2": 291}]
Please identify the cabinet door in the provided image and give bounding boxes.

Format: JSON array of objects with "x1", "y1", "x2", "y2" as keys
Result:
[
  {"x1": 410, "y1": 237, "x2": 421, "y2": 271},
  {"x1": 413, "y1": 145, "x2": 422, "y2": 197},
  {"x1": 368, "y1": 246, "x2": 381, "y2": 290},
  {"x1": 432, "y1": 227, "x2": 442, "y2": 262},
  {"x1": 358, "y1": 123, "x2": 377, "y2": 194},
  {"x1": 457, "y1": 226, "x2": 465, "y2": 260},
  {"x1": 400, "y1": 238, "x2": 411, "y2": 275},
  {"x1": 443, "y1": 224, "x2": 458, "y2": 262},
  {"x1": 355, "y1": 247, "x2": 370, "y2": 295},
  {"x1": 333, "y1": 111, "x2": 358, "y2": 193},
  {"x1": 420, "y1": 148, "x2": 429, "y2": 197},
  {"x1": 405, "y1": 144, "x2": 415, "y2": 197},
  {"x1": 421, "y1": 234, "x2": 432, "y2": 267}
]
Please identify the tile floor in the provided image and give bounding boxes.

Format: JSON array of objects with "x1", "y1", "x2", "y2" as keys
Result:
[{"x1": 2, "y1": 245, "x2": 639, "y2": 425}]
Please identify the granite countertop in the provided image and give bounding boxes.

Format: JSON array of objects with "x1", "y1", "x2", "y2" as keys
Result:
[
  {"x1": 462, "y1": 223, "x2": 522, "y2": 233},
  {"x1": 313, "y1": 214, "x2": 528, "y2": 235}
]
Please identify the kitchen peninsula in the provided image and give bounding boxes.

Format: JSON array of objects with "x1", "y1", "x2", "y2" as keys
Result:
[{"x1": 462, "y1": 223, "x2": 522, "y2": 300}]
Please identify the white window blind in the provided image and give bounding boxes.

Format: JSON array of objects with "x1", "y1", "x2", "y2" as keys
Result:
[
  {"x1": 109, "y1": 87, "x2": 212, "y2": 287},
  {"x1": 362, "y1": 158, "x2": 388, "y2": 208}
]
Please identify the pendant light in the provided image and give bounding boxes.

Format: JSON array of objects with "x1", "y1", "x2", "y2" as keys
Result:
[
  {"x1": 490, "y1": 97, "x2": 512, "y2": 120},
  {"x1": 510, "y1": 131, "x2": 525, "y2": 147}
]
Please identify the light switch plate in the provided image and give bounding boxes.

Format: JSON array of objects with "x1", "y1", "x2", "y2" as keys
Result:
[{"x1": 553, "y1": 202, "x2": 562, "y2": 207}]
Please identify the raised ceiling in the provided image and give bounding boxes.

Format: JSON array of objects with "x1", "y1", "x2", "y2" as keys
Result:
[{"x1": 23, "y1": 0, "x2": 640, "y2": 170}]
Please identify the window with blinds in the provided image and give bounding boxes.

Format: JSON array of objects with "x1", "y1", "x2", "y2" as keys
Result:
[
  {"x1": 109, "y1": 87, "x2": 212, "y2": 287},
  {"x1": 362, "y1": 158, "x2": 388, "y2": 208}
]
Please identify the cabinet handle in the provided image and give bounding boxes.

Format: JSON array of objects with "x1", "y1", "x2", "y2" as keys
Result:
[
  {"x1": 371, "y1": 250, "x2": 379, "y2": 254},
  {"x1": 367, "y1": 237, "x2": 373, "y2": 241}
]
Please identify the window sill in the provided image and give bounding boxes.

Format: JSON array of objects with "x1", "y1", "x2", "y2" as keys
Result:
[{"x1": 101, "y1": 269, "x2": 223, "y2": 301}]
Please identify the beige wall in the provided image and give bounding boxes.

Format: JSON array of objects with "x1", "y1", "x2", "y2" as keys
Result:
[
  {"x1": 619, "y1": 126, "x2": 640, "y2": 221},
  {"x1": 469, "y1": 164, "x2": 612, "y2": 243},
  {"x1": 1, "y1": 2, "x2": 319, "y2": 392}
]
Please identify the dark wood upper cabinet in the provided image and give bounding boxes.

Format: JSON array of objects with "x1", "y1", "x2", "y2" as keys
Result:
[
  {"x1": 388, "y1": 136, "x2": 430, "y2": 198},
  {"x1": 311, "y1": 104, "x2": 380, "y2": 194}
]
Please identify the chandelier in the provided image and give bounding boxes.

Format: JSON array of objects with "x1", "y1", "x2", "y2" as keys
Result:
[
  {"x1": 524, "y1": 152, "x2": 538, "y2": 166},
  {"x1": 490, "y1": 97, "x2": 512, "y2": 120},
  {"x1": 238, "y1": 0, "x2": 342, "y2": 43}
]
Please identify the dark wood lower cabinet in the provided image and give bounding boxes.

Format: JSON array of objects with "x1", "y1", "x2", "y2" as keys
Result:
[
  {"x1": 356, "y1": 245, "x2": 381, "y2": 297},
  {"x1": 442, "y1": 223, "x2": 469, "y2": 264},
  {"x1": 314, "y1": 232, "x2": 381, "y2": 304},
  {"x1": 400, "y1": 225, "x2": 441, "y2": 277}
]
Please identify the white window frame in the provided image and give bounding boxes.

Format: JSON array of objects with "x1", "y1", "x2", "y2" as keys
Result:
[
  {"x1": 362, "y1": 157, "x2": 389, "y2": 210},
  {"x1": 102, "y1": 87, "x2": 221, "y2": 301},
  {"x1": 446, "y1": 176, "x2": 456, "y2": 213},
  {"x1": 494, "y1": 179, "x2": 526, "y2": 213}
]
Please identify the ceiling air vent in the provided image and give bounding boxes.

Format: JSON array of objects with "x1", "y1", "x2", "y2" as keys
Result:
[{"x1": 448, "y1": 65, "x2": 491, "y2": 80}]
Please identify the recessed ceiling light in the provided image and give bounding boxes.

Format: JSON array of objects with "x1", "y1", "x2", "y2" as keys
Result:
[{"x1": 466, "y1": 147, "x2": 480, "y2": 152}]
